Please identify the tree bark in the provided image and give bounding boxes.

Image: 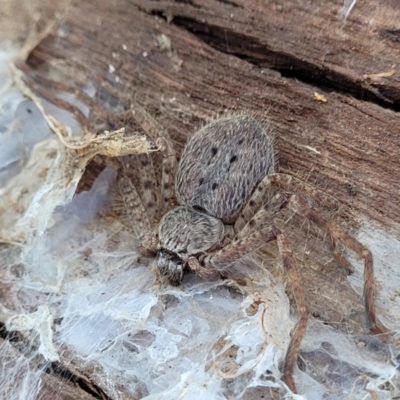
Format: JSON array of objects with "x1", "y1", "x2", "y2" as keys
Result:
[{"x1": 2, "y1": 0, "x2": 400, "y2": 398}]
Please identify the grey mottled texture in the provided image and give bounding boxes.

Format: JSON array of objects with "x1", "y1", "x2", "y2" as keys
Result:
[
  {"x1": 176, "y1": 115, "x2": 275, "y2": 223},
  {"x1": 118, "y1": 112, "x2": 379, "y2": 392},
  {"x1": 159, "y1": 206, "x2": 224, "y2": 260}
]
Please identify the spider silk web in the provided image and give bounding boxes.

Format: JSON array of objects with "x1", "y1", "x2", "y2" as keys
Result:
[{"x1": 1, "y1": 40, "x2": 400, "y2": 400}]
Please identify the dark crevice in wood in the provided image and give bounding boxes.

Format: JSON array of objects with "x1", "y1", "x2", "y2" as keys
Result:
[
  {"x1": 380, "y1": 29, "x2": 400, "y2": 42},
  {"x1": 215, "y1": 0, "x2": 242, "y2": 8},
  {"x1": 0, "y1": 322, "x2": 8, "y2": 340},
  {"x1": 149, "y1": 11, "x2": 400, "y2": 112},
  {"x1": 173, "y1": 16, "x2": 400, "y2": 110},
  {"x1": 0, "y1": 322, "x2": 22, "y2": 343},
  {"x1": 44, "y1": 362, "x2": 112, "y2": 400},
  {"x1": 0, "y1": 322, "x2": 109, "y2": 400},
  {"x1": 173, "y1": 0, "x2": 200, "y2": 9}
]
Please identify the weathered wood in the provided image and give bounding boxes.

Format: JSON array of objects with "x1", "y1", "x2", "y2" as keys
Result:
[
  {"x1": 21, "y1": 0, "x2": 400, "y2": 230},
  {"x1": 135, "y1": 0, "x2": 400, "y2": 108},
  {"x1": 2, "y1": 0, "x2": 400, "y2": 398},
  {"x1": 0, "y1": 338, "x2": 97, "y2": 400}
]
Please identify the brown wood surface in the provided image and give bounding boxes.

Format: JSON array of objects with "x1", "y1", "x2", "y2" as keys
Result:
[
  {"x1": 136, "y1": 0, "x2": 400, "y2": 108},
  {"x1": 20, "y1": 0, "x2": 400, "y2": 230},
  {"x1": 0, "y1": 338, "x2": 97, "y2": 400},
  {"x1": 2, "y1": 0, "x2": 400, "y2": 398}
]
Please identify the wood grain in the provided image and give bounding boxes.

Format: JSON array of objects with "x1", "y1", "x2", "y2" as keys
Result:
[{"x1": 2, "y1": 0, "x2": 400, "y2": 397}]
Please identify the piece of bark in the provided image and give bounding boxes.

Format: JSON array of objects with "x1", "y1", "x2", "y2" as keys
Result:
[
  {"x1": 2, "y1": 0, "x2": 400, "y2": 398},
  {"x1": 16, "y1": 0, "x2": 400, "y2": 347},
  {"x1": 21, "y1": 0, "x2": 400, "y2": 229},
  {"x1": 0, "y1": 338, "x2": 97, "y2": 400},
  {"x1": 135, "y1": 0, "x2": 400, "y2": 108}
]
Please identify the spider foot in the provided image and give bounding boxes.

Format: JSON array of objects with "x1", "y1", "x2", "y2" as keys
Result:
[
  {"x1": 139, "y1": 235, "x2": 158, "y2": 256},
  {"x1": 188, "y1": 256, "x2": 220, "y2": 281},
  {"x1": 328, "y1": 237, "x2": 354, "y2": 273},
  {"x1": 138, "y1": 245, "x2": 156, "y2": 258}
]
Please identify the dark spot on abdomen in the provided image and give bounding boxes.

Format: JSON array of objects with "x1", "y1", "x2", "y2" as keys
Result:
[
  {"x1": 144, "y1": 180, "x2": 153, "y2": 189},
  {"x1": 193, "y1": 205, "x2": 206, "y2": 213}
]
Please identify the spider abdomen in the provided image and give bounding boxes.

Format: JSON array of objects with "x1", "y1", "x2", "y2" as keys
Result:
[{"x1": 176, "y1": 115, "x2": 275, "y2": 222}]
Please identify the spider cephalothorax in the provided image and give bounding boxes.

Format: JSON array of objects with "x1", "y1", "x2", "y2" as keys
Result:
[
  {"x1": 156, "y1": 206, "x2": 224, "y2": 284},
  {"x1": 116, "y1": 107, "x2": 383, "y2": 393}
]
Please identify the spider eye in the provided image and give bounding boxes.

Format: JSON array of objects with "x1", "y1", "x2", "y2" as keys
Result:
[{"x1": 193, "y1": 205, "x2": 206, "y2": 213}]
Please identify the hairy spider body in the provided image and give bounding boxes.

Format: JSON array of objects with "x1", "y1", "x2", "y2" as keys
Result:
[
  {"x1": 157, "y1": 115, "x2": 275, "y2": 283},
  {"x1": 116, "y1": 108, "x2": 382, "y2": 393},
  {"x1": 176, "y1": 116, "x2": 275, "y2": 222},
  {"x1": 157, "y1": 206, "x2": 224, "y2": 283}
]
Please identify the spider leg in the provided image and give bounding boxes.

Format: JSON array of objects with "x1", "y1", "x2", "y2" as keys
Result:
[
  {"x1": 112, "y1": 158, "x2": 152, "y2": 242},
  {"x1": 234, "y1": 175, "x2": 274, "y2": 232},
  {"x1": 112, "y1": 105, "x2": 179, "y2": 255},
  {"x1": 200, "y1": 194, "x2": 307, "y2": 393},
  {"x1": 113, "y1": 157, "x2": 159, "y2": 256},
  {"x1": 140, "y1": 234, "x2": 159, "y2": 256},
  {"x1": 107, "y1": 158, "x2": 158, "y2": 257},
  {"x1": 269, "y1": 173, "x2": 339, "y2": 210},
  {"x1": 277, "y1": 231, "x2": 309, "y2": 394},
  {"x1": 131, "y1": 104, "x2": 178, "y2": 219},
  {"x1": 286, "y1": 194, "x2": 382, "y2": 334},
  {"x1": 124, "y1": 154, "x2": 159, "y2": 224},
  {"x1": 236, "y1": 173, "x2": 353, "y2": 269},
  {"x1": 188, "y1": 256, "x2": 220, "y2": 281},
  {"x1": 269, "y1": 173, "x2": 357, "y2": 270},
  {"x1": 331, "y1": 237, "x2": 354, "y2": 273},
  {"x1": 187, "y1": 194, "x2": 283, "y2": 280},
  {"x1": 210, "y1": 194, "x2": 284, "y2": 271},
  {"x1": 160, "y1": 151, "x2": 178, "y2": 217},
  {"x1": 234, "y1": 172, "x2": 338, "y2": 231}
]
